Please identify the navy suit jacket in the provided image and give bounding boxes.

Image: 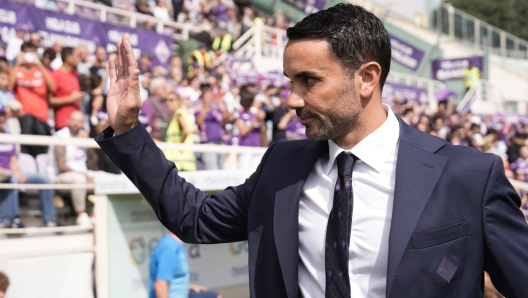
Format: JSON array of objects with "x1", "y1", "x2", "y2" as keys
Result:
[{"x1": 96, "y1": 119, "x2": 528, "y2": 298}]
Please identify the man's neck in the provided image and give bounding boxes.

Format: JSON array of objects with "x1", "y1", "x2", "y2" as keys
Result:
[
  {"x1": 61, "y1": 64, "x2": 74, "y2": 73},
  {"x1": 333, "y1": 102, "x2": 388, "y2": 150}
]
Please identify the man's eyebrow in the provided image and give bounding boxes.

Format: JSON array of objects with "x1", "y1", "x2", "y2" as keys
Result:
[{"x1": 283, "y1": 71, "x2": 319, "y2": 78}]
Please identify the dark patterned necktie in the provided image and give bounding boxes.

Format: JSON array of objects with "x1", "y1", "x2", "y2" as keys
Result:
[{"x1": 325, "y1": 152, "x2": 358, "y2": 297}]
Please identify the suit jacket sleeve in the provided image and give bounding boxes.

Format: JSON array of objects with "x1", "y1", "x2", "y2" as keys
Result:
[
  {"x1": 95, "y1": 124, "x2": 275, "y2": 244},
  {"x1": 483, "y1": 155, "x2": 528, "y2": 297}
]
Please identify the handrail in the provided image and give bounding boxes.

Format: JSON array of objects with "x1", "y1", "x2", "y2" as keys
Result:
[
  {"x1": 0, "y1": 133, "x2": 267, "y2": 154},
  {"x1": 0, "y1": 183, "x2": 95, "y2": 190},
  {"x1": 433, "y1": 2, "x2": 528, "y2": 59}
]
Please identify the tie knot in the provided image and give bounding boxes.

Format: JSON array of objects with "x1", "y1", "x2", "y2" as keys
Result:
[{"x1": 336, "y1": 152, "x2": 358, "y2": 176}]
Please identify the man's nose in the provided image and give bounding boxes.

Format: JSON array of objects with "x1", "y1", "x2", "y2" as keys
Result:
[{"x1": 287, "y1": 91, "x2": 304, "y2": 110}]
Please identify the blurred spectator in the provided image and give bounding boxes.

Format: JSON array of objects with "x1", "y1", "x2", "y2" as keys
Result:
[
  {"x1": 0, "y1": 69, "x2": 15, "y2": 106},
  {"x1": 195, "y1": 88, "x2": 231, "y2": 170},
  {"x1": 142, "y1": 77, "x2": 171, "y2": 141},
  {"x1": 166, "y1": 66, "x2": 183, "y2": 89},
  {"x1": 5, "y1": 23, "x2": 29, "y2": 62},
  {"x1": 511, "y1": 145, "x2": 528, "y2": 174},
  {"x1": 0, "y1": 271, "x2": 8, "y2": 298},
  {"x1": 51, "y1": 111, "x2": 115, "y2": 226},
  {"x1": 270, "y1": 89, "x2": 291, "y2": 143},
  {"x1": 152, "y1": 0, "x2": 172, "y2": 21},
  {"x1": 233, "y1": 91, "x2": 266, "y2": 169},
  {"x1": 90, "y1": 47, "x2": 108, "y2": 78},
  {"x1": 140, "y1": 53, "x2": 153, "y2": 75},
  {"x1": 29, "y1": 32, "x2": 44, "y2": 58},
  {"x1": 447, "y1": 124, "x2": 472, "y2": 147},
  {"x1": 50, "y1": 40, "x2": 64, "y2": 70},
  {"x1": 149, "y1": 232, "x2": 221, "y2": 298},
  {"x1": 463, "y1": 61, "x2": 482, "y2": 93},
  {"x1": 507, "y1": 133, "x2": 526, "y2": 164},
  {"x1": 41, "y1": 48, "x2": 57, "y2": 70},
  {"x1": 0, "y1": 106, "x2": 58, "y2": 228},
  {"x1": 212, "y1": 28, "x2": 233, "y2": 53},
  {"x1": 171, "y1": 0, "x2": 184, "y2": 20},
  {"x1": 187, "y1": 43, "x2": 212, "y2": 77},
  {"x1": 76, "y1": 44, "x2": 92, "y2": 75},
  {"x1": 8, "y1": 41, "x2": 55, "y2": 157},
  {"x1": 136, "y1": 0, "x2": 154, "y2": 15},
  {"x1": 0, "y1": 50, "x2": 8, "y2": 70},
  {"x1": 164, "y1": 92, "x2": 196, "y2": 171},
  {"x1": 50, "y1": 46, "x2": 82, "y2": 130},
  {"x1": 278, "y1": 109, "x2": 306, "y2": 141}
]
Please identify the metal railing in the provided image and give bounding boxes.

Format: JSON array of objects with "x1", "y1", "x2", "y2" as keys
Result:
[
  {"x1": 432, "y1": 2, "x2": 528, "y2": 59},
  {"x1": 9, "y1": 0, "x2": 204, "y2": 41},
  {"x1": 456, "y1": 79, "x2": 502, "y2": 113}
]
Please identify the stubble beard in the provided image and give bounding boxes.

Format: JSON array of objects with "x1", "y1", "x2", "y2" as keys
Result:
[{"x1": 304, "y1": 82, "x2": 361, "y2": 141}]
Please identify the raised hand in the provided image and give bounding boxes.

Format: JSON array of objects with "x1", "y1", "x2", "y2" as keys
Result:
[{"x1": 106, "y1": 35, "x2": 141, "y2": 135}]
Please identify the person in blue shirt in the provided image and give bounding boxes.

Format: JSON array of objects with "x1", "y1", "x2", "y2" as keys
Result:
[{"x1": 149, "y1": 232, "x2": 221, "y2": 298}]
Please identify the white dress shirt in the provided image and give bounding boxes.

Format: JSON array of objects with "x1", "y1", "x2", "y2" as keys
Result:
[{"x1": 299, "y1": 104, "x2": 400, "y2": 298}]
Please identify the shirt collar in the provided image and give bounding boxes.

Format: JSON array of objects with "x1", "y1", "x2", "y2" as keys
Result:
[{"x1": 324, "y1": 104, "x2": 400, "y2": 174}]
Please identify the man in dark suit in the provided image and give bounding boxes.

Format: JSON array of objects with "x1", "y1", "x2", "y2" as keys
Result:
[{"x1": 96, "y1": 4, "x2": 528, "y2": 298}]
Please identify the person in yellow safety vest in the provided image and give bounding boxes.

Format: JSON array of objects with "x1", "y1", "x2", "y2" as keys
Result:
[
  {"x1": 212, "y1": 29, "x2": 233, "y2": 53},
  {"x1": 163, "y1": 92, "x2": 196, "y2": 171},
  {"x1": 463, "y1": 61, "x2": 482, "y2": 93},
  {"x1": 187, "y1": 42, "x2": 212, "y2": 78}
]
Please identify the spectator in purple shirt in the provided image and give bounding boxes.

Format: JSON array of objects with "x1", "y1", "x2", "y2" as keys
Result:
[
  {"x1": 195, "y1": 88, "x2": 232, "y2": 170},
  {"x1": 233, "y1": 91, "x2": 266, "y2": 169},
  {"x1": 511, "y1": 145, "x2": 528, "y2": 175},
  {"x1": 277, "y1": 109, "x2": 307, "y2": 141},
  {"x1": 0, "y1": 105, "x2": 58, "y2": 228},
  {"x1": 141, "y1": 77, "x2": 171, "y2": 141},
  {"x1": 212, "y1": 0, "x2": 230, "y2": 22}
]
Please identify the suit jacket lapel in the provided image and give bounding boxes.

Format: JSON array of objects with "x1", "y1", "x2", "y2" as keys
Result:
[
  {"x1": 386, "y1": 120, "x2": 448, "y2": 297},
  {"x1": 274, "y1": 140, "x2": 327, "y2": 298}
]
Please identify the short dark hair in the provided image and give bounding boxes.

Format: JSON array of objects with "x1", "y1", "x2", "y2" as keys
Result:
[
  {"x1": 21, "y1": 41, "x2": 36, "y2": 51},
  {"x1": 286, "y1": 3, "x2": 391, "y2": 90},
  {"x1": 61, "y1": 47, "x2": 74, "y2": 61},
  {"x1": 240, "y1": 91, "x2": 255, "y2": 109}
]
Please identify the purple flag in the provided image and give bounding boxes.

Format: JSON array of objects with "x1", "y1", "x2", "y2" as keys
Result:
[{"x1": 389, "y1": 34, "x2": 425, "y2": 71}]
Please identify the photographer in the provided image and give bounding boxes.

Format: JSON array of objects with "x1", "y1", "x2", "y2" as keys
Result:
[{"x1": 7, "y1": 41, "x2": 55, "y2": 157}]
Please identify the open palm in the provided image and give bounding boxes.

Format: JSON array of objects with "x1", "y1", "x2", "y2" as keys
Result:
[{"x1": 106, "y1": 35, "x2": 141, "y2": 135}]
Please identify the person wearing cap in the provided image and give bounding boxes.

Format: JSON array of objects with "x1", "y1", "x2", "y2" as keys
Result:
[
  {"x1": 187, "y1": 43, "x2": 212, "y2": 78},
  {"x1": 0, "y1": 105, "x2": 59, "y2": 228},
  {"x1": 5, "y1": 23, "x2": 29, "y2": 63}
]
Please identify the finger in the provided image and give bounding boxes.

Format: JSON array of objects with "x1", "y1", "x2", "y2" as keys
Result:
[
  {"x1": 116, "y1": 40, "x2": 124, "y2": 78},
  {"x1": 121, "y1": 35, "x2": 129, "y2": 77},
  {"x1": 108, "y1": 56, "x2": 117, "y2": 87},
  {"x1": 122, "y1": 35, "x2": 139, "y2": 79}
]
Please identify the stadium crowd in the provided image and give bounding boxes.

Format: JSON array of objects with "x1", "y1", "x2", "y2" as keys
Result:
[{"x1": 0, "y1": 0, "x2": 527, "y2": 233}]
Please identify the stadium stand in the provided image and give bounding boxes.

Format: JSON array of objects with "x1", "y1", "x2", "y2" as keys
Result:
[{"x1": 1, "y1": 0, "x2": 528, "y2": 297}]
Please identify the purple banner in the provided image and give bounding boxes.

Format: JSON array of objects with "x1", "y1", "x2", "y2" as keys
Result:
[
  {"x1": 382, "y1": 81, "x2": 428, "y2": 104},
  {"x1": 102, "y1": 25, "x2": 173, "y2": 67},
  {"x1": 282, "y1": 0, "x2": 326, "y2": 14},
  {"x1": 431, "y1": 56, "x2": 483, "y2": 81},
  {"x1": 0, "y1": 3, "x2": 172, "y2": 67},
  {"x1": 389, "y1": 34, "x2": 425, "y2": 71},
  {"x1": 0, "y1": 2, "x2": 32, "y2": 47}
]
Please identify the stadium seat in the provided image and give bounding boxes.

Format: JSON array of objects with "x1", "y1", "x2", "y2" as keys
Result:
[
  {"x1": 35, "y1": 153, "x2": 50, "y2": 175},
  {"x1": 18, "y1": 153, "x2": 38, "y2": 174}
]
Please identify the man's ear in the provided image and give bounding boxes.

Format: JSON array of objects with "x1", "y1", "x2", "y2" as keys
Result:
[{"x1": 358, "y1": 62, "x2": 381, "y2": 99}]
